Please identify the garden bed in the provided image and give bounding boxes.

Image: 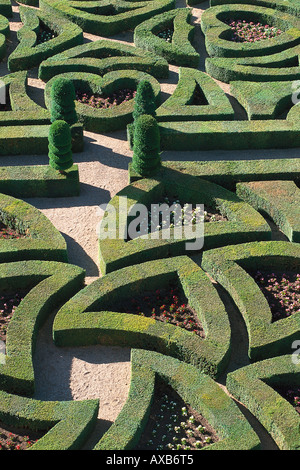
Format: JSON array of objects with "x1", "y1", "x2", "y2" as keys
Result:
[
  {"x1": 75, "y1": 88, "x2": 136, "y2": 109},
  {"x1": 272, "y1": 385, "x2": 300, "y2": 414},
  {"x1": 0, "y1": 421, "x2": 43, "y2": 450},
  {"x1": 36, "y1": 21, "x2": 57, "y2": 45},
  {"x1": 224, "y1": 19, "x2": 283, "y2": 43},
  {"x1": 157, "y1": 25, "x2": 173, "y2": 42},
  {"x1": 0, "y1": 291, "x2": 27, "y2": 342},
  {"x1": 135, "y1": 378, "x2": 218, "y2": 450},
  {"x1": 0, "y1": 221, "x2": 28, "y2": 239},
  {"x1": 252, "y1": 270, "x2": 300, "y2": 322}
]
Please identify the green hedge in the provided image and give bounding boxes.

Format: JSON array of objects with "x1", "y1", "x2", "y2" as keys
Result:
[
  {"x1": 226, "y1": 354, "x2": 300, "y2": 450},
  {"x1": 99, "y1": 168, "x2": 270, "y2": 274},
  {"x1": 0, "y1": 13, "x2": 9, "y2": 60},
  {"x1": 8, "y1": 6, "x2": 83, "y2": 72},
  {"x1": 0, "y1": 193, "x2": 68, "y2": 263},
  {"x1": 0, "y1": 0, "x2": 12, "y2": 18},
  {"x1": 236, "y1": 180, "x2": 300, "y2": 242},
  {"x1": 0, "y1": 390, "x2": 98, "y2": 450},
  {"x1": 38, "y1": 38, "x2": 169, "y2": 82},
  {"x1": 201, "y1": 4, "x2": 300, "y2": 58},
  {"x1": 128, "y1": 159, "x2": 300, "y2": 190},
  {"x1": 210, "y1": 0, "x2": 300, "y2": 17},
  {"x1": 201, "y1": 240, "x2": 300, "y2": 362},
  {"x1": 44, "y1": 70, "x2": 161, "y2": 133},
  {"x1": 96, "y1": 349, "x2": 260, "y2": 450},
  {"x1": 0, "y1": 260, "x2": 85, "y2": 396},
  {"x1": 0, "y1": 164, "x2": 80, "y2": 198},
  {"x1": 39, "y1": 0, "x2": 175, "y2": 37},
  {"x1": 134, "y1": 8, "x2": 199, "y2": 67},
  {"x1": 53, "y1": 256, "x2": 232, "y2": 380}
]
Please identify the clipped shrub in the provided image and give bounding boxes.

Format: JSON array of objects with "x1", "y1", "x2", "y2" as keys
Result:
[
  {"x1": 50, "y1": 77, "x2": 77, "y2": 125},
  {"x1": 132, "y1": 114, "x2": 161, "y2": 177},
  {"x1": 132, "y1": 79, "x2": 157, "y2": 121},
  {"x1": 48, "y1": 120, "x2": 73, "y2": 172}
]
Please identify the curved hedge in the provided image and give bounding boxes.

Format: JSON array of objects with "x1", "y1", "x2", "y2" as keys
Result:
[
  {"x1": 226, "y1": 354, "x2": 300, "y2": 450},
  {"x1": 0, "y1": 260, "x2": 85, "y2": 395},
  {"x1": 134, "y1": 8, "x2": 199, "y2": 67},
  {"x1": 0, "y1": 193, "x2": 68, "y2": 263},
  {"x1": 201, "y1": 240, "x2": 300, "y2": 362},
  {"x1": 53, "y1": 256, "x2": 232, "y2": 379},
  {"x1": 38, "y1": 38, "x2": 169, "y2": 82},
  {"x1": 8, "y1": 5, "x2": 83, "y2": 72},
  {"x1": 99, "y1": 167, "x2": 270, "y2": 274},
  {"x1": 44, "y1": 70, "x2": 161, "y2": 133},
  {"x1": 39, "y1": 0, "x2": 175, "y2": 37},
  {"x1": 96, "y1": 349, "x2": 261, "y2": 450}
]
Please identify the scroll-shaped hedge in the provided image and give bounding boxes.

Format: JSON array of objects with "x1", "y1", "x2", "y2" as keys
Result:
[
  {"x1": 201, "y1": 240, "x2": 300, "y2": 362},
  {"x1": 8, "y1": 6, "x2": 83, "y2": 72},
  {"x1": 53, "y1": 256, "x2": 232, "y2": 379},
  {"x1": 96, "y1": 349, "x2": 261, "y2": 450},
  {"x1": 98, "y1": 167, "x2": 270, "y2": 274},
  {"x1": 0, "y1": 193, "x2": 68, "y2": 263},
  {"x1": 134, "y1": 8, "x2": 199, "y2": 67}
]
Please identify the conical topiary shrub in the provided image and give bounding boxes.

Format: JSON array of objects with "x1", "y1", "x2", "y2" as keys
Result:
[
  {"x1": 132, "y1": 114, "x2": 161, "y2": 177},
  {"x1": 50, "y1": 77, "x2": 78, "y2": 125},
  {"x1": 132, "y1": 79, "x2": 157, "y2": 122},
  {"x1": 48, "y1": 120, "x2": 73, "y2": 173}
]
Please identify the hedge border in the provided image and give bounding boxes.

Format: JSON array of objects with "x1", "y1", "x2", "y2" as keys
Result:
[
  {"x1": 226, "y1": 354, "x2": 300, "y2": 450},
  {"x1": 0, "y1": 192, "x2": 68, "y2": 263},
  {"x1": 8, "y1": 5, "x2": 83, "y2": 72},
  {"x1": 0, "y1": 390, "x2": 99, "y2": 450},
  {"x1": 133, "y1": 8, "x2": 199, "y2": 67},
  {"x1": 38, "y1": 38, "x2": 169, "y2": 82},
  {"x1": 0, "y1": 260, "x2": 85, "y2": 396},
  {"x1": 96, "y1": 349, "x2": 261, "y2": 450},
  {"x1": 44, "y1": 70, "x2": 161, "y2": 133},
  {"x1": 98, "y1": 167, "x2": 270, "y2": 274},
  {"x1": 201, "y1": 240, "x2": 300, "y2": 362},
  {"x1": 0, "y1": 164, "x2": 80, "y2": 198},
  {"x1": 236, "y1": 180, "x2": 300, "y2": 243},
  {"x1": 39, "y1": 0, "x2": 176, "y2": 37},
  {"x1": 201, "y1": 3, "x2": 300, "y2": 58},
  {"x1": 53, "y1": 255, "x2": 232, "y2": 380},
  {"x1": 210, "y1": 0, "x2": 300, "y2": 18}
]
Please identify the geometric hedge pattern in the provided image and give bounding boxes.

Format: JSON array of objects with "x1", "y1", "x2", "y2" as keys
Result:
[{"x1": 0, "y1": 0, "x2": 299, "y2": 452}]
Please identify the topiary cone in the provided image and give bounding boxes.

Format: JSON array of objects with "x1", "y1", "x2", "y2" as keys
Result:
[
  {"x1": 132, "y1": 114, "x2": 161, "y2": 177},
  {"x1": 132, "y1": 79, "x2": 157, "y2": 122},
  {"x1": 48, "y1": 120, "x2": 73, "y2": 172},
  {"x1": 50, "y1": 77, "x2": 78, "y2": 125}
]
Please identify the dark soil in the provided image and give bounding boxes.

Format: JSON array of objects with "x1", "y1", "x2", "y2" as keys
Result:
[
  {"x1": 76, "y1": 88, "x2": 136, "y2": 109},
  {"x1": 135, "y1": 378, "x2": 218, "y2": 450},
  {"x1": 0, "y1": 292, "x2": 27, "y2": 342},
  {"x1": 0, "y1": 421, "x2": 44, "y2": 450}
]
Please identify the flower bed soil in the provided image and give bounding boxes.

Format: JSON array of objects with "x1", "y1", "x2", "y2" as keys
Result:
[
  {"x1": 76, "y1": 88, "x2": 136, "y2": 109},
  {"x1": 118, "y1": 282, "x2": 205, "y2": 337},
  {"x1": 0, "y1": 292, "x2": 27, "y2": 342},
  {"x1": 252, "y1": 270, "x2": 300, "y2": 322},
  {"x1": 224, "y1": 19, "x2": 282, "y2": 43},
  {"x1": 0, "y1": 421, "x2": 44, "y2": 450},
  {"x1": 135, "y1": 378, "x2": 218, "y2": 450}
]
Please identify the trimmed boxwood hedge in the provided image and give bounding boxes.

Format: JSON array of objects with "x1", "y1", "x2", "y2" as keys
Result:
[
  {"x1": 53, "y1": 256, "x2": 232, "y2": 380},
  {"x1": 201, "y1": 3, "x2": 300, "y2": 58},
  {"x1": 201, "y1": 240, "x2": 300, "y2": 362},
  {"x1": 0, "y1": 164, "x2": 80, "y2": 198},
  {"x1": 210, "y1": 0, "x2": 300, "y2": 18},
  {"x1": 0, "y1": 260, "x2": 85, "y2": 396},
  {"x1": 95, "y1": 349, "x2": 261, "y2": 450},
  {"x1": 38, "y1": 38, "x2": 169, "y2": 82},
  {"x1": 0, "y1": 390, "x2": 99, "y2": 450},
  {"x1": 8, "y1": 6, "x2": 83, "y2": 72},
  {"x1": 133, "y1": 8, "x2": 199, "y2": 67},
  {"x1": 0, "y1": 193, "x2": 68, "y2": 263},
  {"x1": 128, "y1": 159, "x2": 300, "y2": 190},
  {"x1": 99, "y1": 167, "x2": 270, "y2": 274},
  {"x1": 226, "y1": 354, "x2": 300, "y2": 450},
  {"x1": 44, "y1": 70, "x2": 161, "y2": 133},
  {"x1": 236, "y1": 180, "x2": 300, "y2": 243},
  {"x1": 39, "y1": 0, "x2": 176, "y2": 37}
]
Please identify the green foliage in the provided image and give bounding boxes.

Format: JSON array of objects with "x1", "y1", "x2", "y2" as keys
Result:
[
  {"x1": 48, "y1": 120, "x2": 73, "y2": 171},
  {"x1": 50, "y1": 77, "x2": 77, "y2": 125},
  {"x1": 133, "y1": 79, "x2": 157, "y2": 121},
  {"x1": 132, "y1": 114, "x2": 161, "y2": 177}
]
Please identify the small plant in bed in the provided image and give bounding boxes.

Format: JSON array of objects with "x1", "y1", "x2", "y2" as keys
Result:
[
  {"x1": 0, "y1": 292, "x2": 27, "y2": 342},
  {"x1": 253, "y1": 270, "x2": 300, "y2": 322},
  {"x1": 76, "y1": 88, "x2": 136, "y2": 109},
  {"x1": 136, "y1": 379, "x2": 218, "y2": 450},
  {"x1": 157, "y1": 26, "x2": 174, "y2": 42},
  {"x1": 36, "y1": 22, "x2": 57, "y2": 45},
  {"x1": 224, "y1": 19, "x2": 282, "y2": 43},
  {"x1": 119, "y1": 281, "x2": 205, "y2": 337}
]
